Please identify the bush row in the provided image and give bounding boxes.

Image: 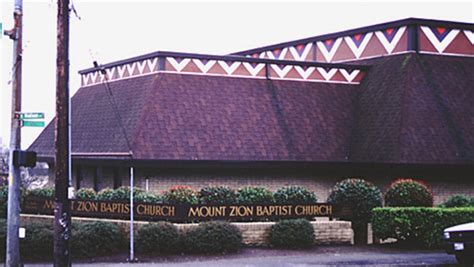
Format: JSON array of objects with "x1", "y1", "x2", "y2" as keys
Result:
[
  {"x1": 0, "y1": 219, "x2": 126, "y2": 260},
  {"x1": 372, "y1": 207, "x2": 474, "y2": 248},
  {"x1": 24, "y1": 185, "x2": 318, "y2": 205},
  {"x1": 0, "y1": 217, "x2": 317, "y2": 259}
]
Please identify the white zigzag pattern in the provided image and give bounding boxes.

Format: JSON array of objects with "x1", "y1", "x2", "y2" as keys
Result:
[
  {"x1": 137, "y1": 60, "x2": 147, "y2": 74},
  {"x1": 344, "y1": 32, "x2": 373, "y2": 59},
  {"x1": 375, "y1": 26, "x2": 406, "y2": 54},
  {"x1": 89, "y1": 71, "x2": 98, "y2": 84},
  {"x1": 420, "y1": 26, "x2": 460, "y2": 53},
  {"x1": 167, "y1": 57, "x2": 191, "y2": 72},
  {"x1": 193, "y1": 59, "x2": 216, "y2": 73},
  {"x1": 463, "y1": 30, "x2": 474, "y2": 45},
  {"x1": 316, "y1": 38, "x2": 343, "y2": 62},
  {"x1": 117, "y1": 64, "x2": 127, "y2": 77},
  {"x1": 289, "y1": 43, "x2": 313, "y2": 61},
  {"x1": 267, "y1": 47, "x2": 288, "y2": 60},
  {"x1": 271, "y1": 64, "x2": 293, "y2": 78},
  {"x1": 126, "y1": 62, "x2": 136, "y2": 76},
  {"x1": 339, "y1": 69, "x2": 360, "y2": 83},
  {"x1": 243, "y1": 62, "x2": 265, "y2": 76},
  {"x1": 294, "y1": 66, "x2": 315, "y2": 80},
  {"x1": 218, "y1": 61, "x2": 241, "y2": 75},
  {"x1": 317, "y1": 67, "x2": 338, "y2": 81},
  {"x1": 107, "y1": 67, "x2": 115, "y2": 78},
  {"x1": 147, "y1": 57, "x2": 158, "y2": 72}
]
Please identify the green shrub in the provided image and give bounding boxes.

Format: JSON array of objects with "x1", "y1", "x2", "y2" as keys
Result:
[
  {"x1": 75, "y1": 188, "x2": 97, "y2": 200},
  {"x1": 237, "y1": 187, "x2": 274, "y2": 204},
  {"x1": 137, "y1": 222, "x2": 180, "y2": 254},
  {"x1": 270, "y1": 219, "x2": 314, "y2": 249},
  {"x1": 0, "y1": 219, "x2": 6, "y2": 259},
  {"x1": 96, "y1": 188, "x2": 115, "y2": 201},
  {"x1": 135, "y1": 191, "x2": 162, "y2": 203},
  {"x1": 274, "y1": 186, "x2": 317, "y2": 204},
  {"x1": 184, "y1": 221, "x2": 242, "y2": 254},
  {"x1": 372, "y1": 207, "x2": 474, "y2": 248},
  {"x1": 327, "y1": 178, "x2": 382, "y2": 226},
  {"x1": 0, "y1": 186, "x2": 8, "y2": 218},
  {"x1": 20, "y1": 221, "x2": 54, "y2": 260},
  {"x1": 113, "y1": 186, "x2": 145, "y2": 201},
  {"x1": 199, "y1": 186, "x2": 237, "y2": 205},
  {"x1": 162, "y1": 185, "x2": 198, "y2": 205},
  {"x1": 384, "y1": 178, "x2": 433, "y2": 207},
  {"x1": 71, "y1": 221, "x2": 125, "y2": 257},
  {"x1": 27, "y1": 187, "x2": 55, "y2": 198},
  {"x1": 441, "y1": 194, "x2": 473, "y2": 208}
]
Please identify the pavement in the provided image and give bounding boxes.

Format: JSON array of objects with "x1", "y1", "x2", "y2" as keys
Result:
[{"x1": 24, "y1": 246, "x2": 458, "y2": 266}]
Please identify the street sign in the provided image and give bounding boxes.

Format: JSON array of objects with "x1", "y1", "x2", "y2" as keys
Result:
[
  {"x1": 21, "y1": 121, "x2": 45, "y2": 127},
  {"x1": 18, "y1": 112, "x2": 45, "y2": 120}
]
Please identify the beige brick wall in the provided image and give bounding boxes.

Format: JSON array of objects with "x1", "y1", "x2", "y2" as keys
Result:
[{"x1": 55, "y1": 164, "x2": 474, "y2": 205}]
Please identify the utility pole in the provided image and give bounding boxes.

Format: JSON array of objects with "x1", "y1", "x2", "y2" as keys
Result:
[
  {"x1": 5, "y1": 0, "x2": 23, "y2": 266},
  {"x1": 54, "y1": 0, "x2": 71, "y2": 266}
]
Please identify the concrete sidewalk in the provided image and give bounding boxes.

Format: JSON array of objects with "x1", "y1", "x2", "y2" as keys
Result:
[{"x1": 24, "y1": 246, "x2": 457, "y2": 267}]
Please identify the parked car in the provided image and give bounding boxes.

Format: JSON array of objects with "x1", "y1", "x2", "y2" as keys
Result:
[{"x1": 443, "y1": 222, "x2": 474, "y2": 264}]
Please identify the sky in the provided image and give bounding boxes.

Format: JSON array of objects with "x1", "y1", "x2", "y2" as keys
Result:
[{"x1": 0, "y1": 0, "x2": 472, "y2": 149}]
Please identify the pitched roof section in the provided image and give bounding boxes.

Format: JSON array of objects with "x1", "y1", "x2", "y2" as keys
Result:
[
  {"x1": 29, "y1": 74, "x2": 155, "y2": 158},
  {"x1": 351, "y1": 54, "x2": 474, "y2": 164},
  {"x1": 29, "y1": 73, "x2": 358, "y2": 162}
]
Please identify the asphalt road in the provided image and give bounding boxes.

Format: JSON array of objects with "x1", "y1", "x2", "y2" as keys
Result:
[{"x1": 25, "y1": 246, "x2": 459, "y2": 266}]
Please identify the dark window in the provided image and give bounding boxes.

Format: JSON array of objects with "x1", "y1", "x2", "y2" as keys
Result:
[
  {"x1": 76, "y1": 165, "x2": 82, "y2": 190},
  {"x1": 94, "y1": 166, "x2": 102, "y2": 192},
  {"x1": 113, "y1": 168, "x2": 122, "y2": 189}
]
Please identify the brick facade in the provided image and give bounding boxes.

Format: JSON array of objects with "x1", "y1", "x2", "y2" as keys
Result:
[{"x1": 62, "y1": 163, "x2": 474, "y2": 205}]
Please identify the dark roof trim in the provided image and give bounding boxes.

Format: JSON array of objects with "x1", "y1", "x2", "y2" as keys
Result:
[
  {"x1": 78, "y1": 50, "x2": 370, "y2": 75},
  {"x1": 37, "y1": 155, "x2": 474, "y2": 169},
  {"x1": 232, "y1": 17, "x2": 474, "y2": 56}
]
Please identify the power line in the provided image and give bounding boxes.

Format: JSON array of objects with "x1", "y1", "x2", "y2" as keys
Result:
[{"x1": 94, "y1": 61, "x2": 134, "y2": 157}]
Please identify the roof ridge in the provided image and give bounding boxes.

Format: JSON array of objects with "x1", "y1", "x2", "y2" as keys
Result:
[{"x1": 396, "y1": 54, "x2": 416, "y2": 162}]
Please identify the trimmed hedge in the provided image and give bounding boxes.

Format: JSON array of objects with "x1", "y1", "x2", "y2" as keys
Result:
[
  {"x1": 372, "y1": 207, "x2": 474, "y2": 247},
  {"x1": 440, "y1": 194, "x2": 474, "y2": 208},
  {"x1": 270, "y1": 219, "x2": 314, "y2": 249},
  {"x1": 199, "y1": 186, "x2": 237, "y2": 205},
  {"x1": 137, "y1": 222, "x2": 180, "y2": 254},
  {"x1": 237, "y1": 187, "x2": 274, "y2": 204},
  {"x1": 384, "y1": 178, "x2": 433, "y2": 207},
  {"x1": 75, "y1": 188, "x2": 97, "y2": 200},
  {"x1": 184, "y1": 221, "x2": 242, "y2": 254},
  {"x1": 0, "y1": 186, "x2": 7, "y2": 218},
  {"x1": 135, "y1": 191, "x2": 162, "y2": 203},
  {"x1": 327, "y1": 178, "x2": 382, "y2": 226},
  {"x1": 162, "y1": 185, "x2": 198, "y2": 205},
  {"x1": 0, "y1": 219, "x2": 6, "y2": 259},
  {"x1": 274, "y1": 186, "x2": 317, "y2": 204},
  {"x1": 27, "y1": 187, "x2": 55, "y2": 198},
  {"x1": 20, "y1": 221, "x2": 54, "y2": 260},
  {"x1": 71, "y1": 221, "x2": 126, "y2": 257}
]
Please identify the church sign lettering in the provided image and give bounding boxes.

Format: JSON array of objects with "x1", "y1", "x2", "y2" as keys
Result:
[{"x1": 22, "y1": 196, "x2": 334, "y2": 222}]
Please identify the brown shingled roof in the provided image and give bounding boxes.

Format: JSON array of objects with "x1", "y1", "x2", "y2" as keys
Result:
[
  {"x1": 351, "y1": 53, "x2": 474, "y2": 165},
  {"x1": 29, "y1": 54, "x2": 474, "y2": 166},
  {"x1": 30, "y1": 73, "x2": 357, "y2": 162}
]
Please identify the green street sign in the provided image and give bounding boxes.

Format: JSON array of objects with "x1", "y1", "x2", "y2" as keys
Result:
[
  {"x1": 19, "y1": 112, "x2": 45, "y2": 120},
  {"x1": 22, "y1": 121, "x2": 45, "y2": 127},
  {"x1": 0, "y1": 23, "x2": 2, "y2": 39}
]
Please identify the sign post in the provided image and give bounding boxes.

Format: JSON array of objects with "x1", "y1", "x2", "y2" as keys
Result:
[{"x1": 16, "y1": 112, "x2": 45, "y2": 127}]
